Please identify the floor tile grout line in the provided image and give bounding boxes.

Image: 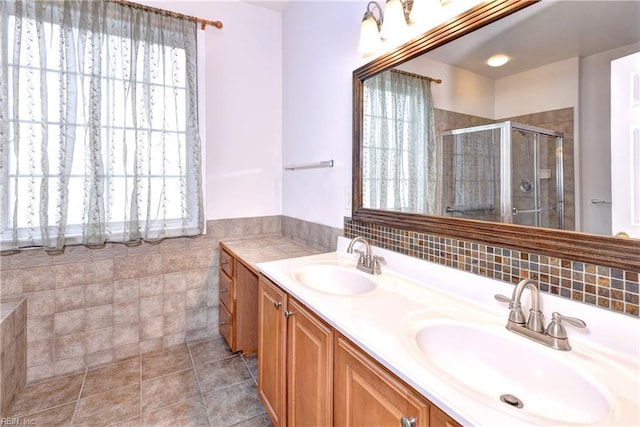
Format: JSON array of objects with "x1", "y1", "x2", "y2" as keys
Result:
[
  {"x1": 187, "y1": 340, "x2": 213, "y2": 427},
  {"x1": 69, "y1": 367, "x2": 89, "y2": 426}
]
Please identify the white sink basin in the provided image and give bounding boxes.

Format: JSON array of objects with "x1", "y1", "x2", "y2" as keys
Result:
[
  {"x1": 291, "y1": 264, "x2": 377, "y2": 295},
  {"x1": 410, "y1": 320, "x2": 613, "y2": 425}
]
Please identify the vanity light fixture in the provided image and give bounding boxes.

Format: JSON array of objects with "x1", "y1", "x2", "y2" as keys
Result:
[
  {"x1": 380, "y1": 0, "x2": 409, "y2": 40},
  {"x1": 359, "y1": 0, "x2": 452, "y2": 55},
  {"x1": 358, "y1": 2, "x2": 384, "y2": 54},
  {"x1": 487, "y1": 54, "x2": 509, "y2": 67}
]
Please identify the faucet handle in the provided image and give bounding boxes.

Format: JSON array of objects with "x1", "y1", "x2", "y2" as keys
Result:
[
  {"x1": 494, "y1": 294, "x2": 526, "y2": 325},
  {"x1": 494, "y1": 294, "x2": 512, "y2": 304},
  {"x1": 545, "y1": 312, "x2": 587, "y2": 339}
]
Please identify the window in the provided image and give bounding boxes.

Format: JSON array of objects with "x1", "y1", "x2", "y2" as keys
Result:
[
  {"x1": 361, "y1": 70, "x2": 437, "y2": 213},
  {"x1": 0, "y1": 1, "x2": 204, "y2": 251}
]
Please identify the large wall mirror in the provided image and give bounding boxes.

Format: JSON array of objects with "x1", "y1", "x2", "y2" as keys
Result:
[{"x1": 352, "y1": 0, "x2": 640, "y2": 270}]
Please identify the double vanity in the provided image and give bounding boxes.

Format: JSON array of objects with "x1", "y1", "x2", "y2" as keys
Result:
[{"x1": 251, "y1": 236, "x2": 639, "y2": 426}]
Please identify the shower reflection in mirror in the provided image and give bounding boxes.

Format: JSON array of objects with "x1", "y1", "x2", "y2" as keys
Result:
[{"x1": 362, "y1": 70, "x2": 570, "y2": 230}]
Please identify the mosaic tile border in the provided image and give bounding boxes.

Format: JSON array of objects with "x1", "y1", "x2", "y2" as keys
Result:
[{"x1": 344, "y1": 218, "x2": 640, "y2": 318}]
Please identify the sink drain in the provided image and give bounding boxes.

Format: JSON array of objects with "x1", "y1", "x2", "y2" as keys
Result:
[{"x1": 500, "y1": 394, "x2": 524, "y2": 409}]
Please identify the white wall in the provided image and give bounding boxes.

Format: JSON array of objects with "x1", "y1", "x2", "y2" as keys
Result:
[
  {"x1": 398, "y1": 56, "x2": 495, "y2": 119},
  {"x1": 580, "y1": 43, "x2": 640, "y2": 236},
  {"x1": 142, "y1": 1, "x2": 284, "y2": 221},
  {"x1": 281, "y1": 1, "x2": 367, "y2": 228},
  {"x1": 494, "y1": 57, "x2": 579, "y2": 119}
]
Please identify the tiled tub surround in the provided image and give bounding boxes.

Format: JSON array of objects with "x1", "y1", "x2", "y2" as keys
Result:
[
  {"x1": 4, "y1": 336, "x2": 271, "y2": 426},
  {"x1": 345, "y1": 218, "x2": 640, "y2": 317},
  {"x1": 1, "y1": 297, "x2": 27, "y2": 416},
  {"x1": 0, "y1": 215, "x2": 340, "y2": 384}
]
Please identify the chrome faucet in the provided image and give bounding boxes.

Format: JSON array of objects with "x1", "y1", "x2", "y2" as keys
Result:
[
  {"x1": 346, "y1": 236, "x2": 384, "y2": 274},
  {"x1": 495, "y1": 279, "x2": 586, "y2": 351}
]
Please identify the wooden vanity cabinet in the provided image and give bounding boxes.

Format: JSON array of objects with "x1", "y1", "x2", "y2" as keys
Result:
[
  {"x1": 259, "y1": 275, "x2": 460, "y2": 427},
  {"x1": 218, "y1": 245, "x2": 259, "y2": 353},
  {"x1": 258, "y1": 275, "x2": 333, "y2": 427},
  {"x1": 334, "y1": 336, "x2": 461, "y2": 427},
  {"x1": 334, "y1": 335, "x2": 429, "y2": 427}
]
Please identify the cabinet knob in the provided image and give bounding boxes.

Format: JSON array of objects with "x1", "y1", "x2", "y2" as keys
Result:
[
  {"x1": 221, "y1": 260, "x2": 229, "y2": 265},
  {"x1": 284, "y1": 310, "x2": 294, "y2": 319},
  {"x1": 273, "y1": 301, "x2": 282, "y2": 309},
  {"x1": 219, "y1": 321, "x2": 228, "y2": 326},
  {"x1": 400, "y1": 416, "x2": 416, "y2": 427}
]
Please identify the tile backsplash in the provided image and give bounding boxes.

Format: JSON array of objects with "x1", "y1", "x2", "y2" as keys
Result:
[{"x1": 345, "y1": 217, "x2": 639, "y2": 318}]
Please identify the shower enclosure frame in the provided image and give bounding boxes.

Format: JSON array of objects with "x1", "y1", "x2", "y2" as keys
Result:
[{"x1": 441, "y1": 121, "x2": 564, "y2": 228}]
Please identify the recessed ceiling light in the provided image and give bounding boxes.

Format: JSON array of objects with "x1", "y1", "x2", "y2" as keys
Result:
[{"x1": 487, "y1": 54, "x2": 509, "y2": 67}]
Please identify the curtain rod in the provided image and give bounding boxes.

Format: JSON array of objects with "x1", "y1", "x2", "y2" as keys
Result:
[
  {"x1": 392, "y1": 69, "x2": 442, "y2": 84},
  {"x1": 107, "y1": 0, "x2": 223, "y2": 30}
]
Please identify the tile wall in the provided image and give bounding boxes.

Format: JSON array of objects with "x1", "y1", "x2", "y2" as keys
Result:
[
  {"x1": 0, "y1": 215, "x2": 339, "y2": 384},
  {"x1": 1, "y1": 297, "x2": 27, "y2": 415},
  {"x1": 345, "y1": 217, "x2": 640, "y2": 318}
]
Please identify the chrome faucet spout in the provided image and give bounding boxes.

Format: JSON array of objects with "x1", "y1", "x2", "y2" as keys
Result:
[
  {"x1": 346, "y1": 236, "x2": 383, "y2": 275},
  {"x1": 511, "y1": 279, "x2": 544, "y2": 332},
  {"x1": 495, "y1": 278, "x2": 586, "y2": 351},
  {"x1": 347, "y1": 236, "x2": 370, "y2": 256}
]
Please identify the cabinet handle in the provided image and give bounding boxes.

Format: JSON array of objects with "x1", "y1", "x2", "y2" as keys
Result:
[
  {"x1": 284, "y1": 310, "x2": 294, "y2": 319},
  {"x1": 221, "y1": 260, "x2": 229, "y2": 265},
  {"x1": 219, "y1": 321, "x2": 228, "y2": 326},
  {"x1": 273, "y1": 301, "x2": 282, "y2": 309},
  {"x1": 400, "y1": 416, "x2": 416, "y2": 427},
  {"x1": 220, "y1": 288, "x2": 229, "y2": 293}
]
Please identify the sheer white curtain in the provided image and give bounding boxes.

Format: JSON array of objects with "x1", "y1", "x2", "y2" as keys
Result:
[
  {"x1": 362, "y1": 70, "x2": 437, "y2": 213},
  {"x1": 0, "y1": 0, "x2": 204, "y2": 252}
]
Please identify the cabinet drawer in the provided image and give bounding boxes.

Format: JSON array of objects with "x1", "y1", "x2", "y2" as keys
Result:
[
  {"x1": 219, "y1": 270, "x2": 233, "y2": 313},
  {"x1": 219, "y1": 302, "x2": 234, "y2": 349},
  {"x1": 220, "y1": 248, "x2": 234, "y2": 277}
]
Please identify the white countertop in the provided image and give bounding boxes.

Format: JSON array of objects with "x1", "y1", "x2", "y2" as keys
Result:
[{"x1": 257, "y1": 237, "x2": 640, "y2": 426}]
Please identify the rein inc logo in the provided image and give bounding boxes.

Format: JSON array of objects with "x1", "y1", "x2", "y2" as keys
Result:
[{"x1": 1, "y1": 418, "x2": 34, "y2": 425}]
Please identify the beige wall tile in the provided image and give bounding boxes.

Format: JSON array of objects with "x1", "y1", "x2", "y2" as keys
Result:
[
  {"x1": 26, "y1": 290, "x2": 55, "y2": 317},
  {"x1": 163, "y1": 272, "x2": 188, "y2": 294},
  {"x1": 85, "y1": 349, "x2": 114, "y2": 368},
  {"x1": 186, "y1": 289, "x2": 206, "y2": 310},
  {"x1": 27, "y1": 315, "x2": 53, "y2": 343},
  {"x1": 85, "y1": 305, "x2": 113, "y2": 331},
  {"x1": 114, "y1": 279, "x2": 139, "y2": 304},
  {"x1": 139, "y1": 275, "x2": 164, "y2": 298},
  {"x1": 113, "y1": 301, "x2": 139, "y2": 326},
  {"x1": 85, "y1": 282, "x2": 114, "y2": 307},
  {"x1": 163, "y1": 312, "x2": 186, "y2": 336},
  {"x1": 140, "y1": 317, "x2": 163, "y2": 340},
  {"x1": 53, "y1": 263, "x2": 86, "y2": 288},
  {"x1": 54, "y1": 309, "x2": 85, "y2": 336},
  {"x1": 84, "y1": 327, "x2": 113, "y2": 354},
  {"x1": 163, "y1": 293, "x2": 186, "y2": 315},
  {"x1": 140, "y1": 296, "x2": 163, "y2": 320},
  {"x1": 114, "y1": 254, "x2": 163, "y2": 280},
  {"x1": 55, "y1": 286, "x2": 85, "y2": 312},
  {"x1": 113, "y1": 323, "x2": 139, "y2": 348},
  {"x1": 1, "y1": 269, "x2": 23, "y2": 296},
  {"x1": 55, "y1": 333, "x2": 86, "y2": 360},
  {"x1": 27, "y1": 339, "x2": 53, "y2": 367},
  {"x1": 85, "y1": 259, "x2": 114, "y2": 283}
]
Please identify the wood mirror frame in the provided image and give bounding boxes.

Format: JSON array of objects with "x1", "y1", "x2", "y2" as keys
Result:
[{"x1": 352, "y1": 0, "x2": 640, "y2": 271}]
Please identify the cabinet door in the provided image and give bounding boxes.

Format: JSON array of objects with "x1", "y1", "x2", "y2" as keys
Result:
[
  {"x1": 430, "y1": 406, "x2": 461, "y2": 427},
  {"x1": 235, "y1": 260, "x2": 259, "y2": 353},
  {"x1": 258, "y1": 276, "x2": 287, "y2": 427},
  {"x1": 286, "y1": 298, "x2": 333, "y2": 427},
  {"x1": 334, "y1": 335, "x2": 429, "y2": 427},
  {"x1": 219, "y1": 302, "x2": 234, "y2": 350},
  {"x1": 219, "y1": 269, "x2": 233, "y2": 314}
]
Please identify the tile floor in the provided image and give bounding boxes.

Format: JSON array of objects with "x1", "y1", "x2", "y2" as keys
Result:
[{"x1": 6, "y1": 337, "x2": 273, "y2": 426}]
